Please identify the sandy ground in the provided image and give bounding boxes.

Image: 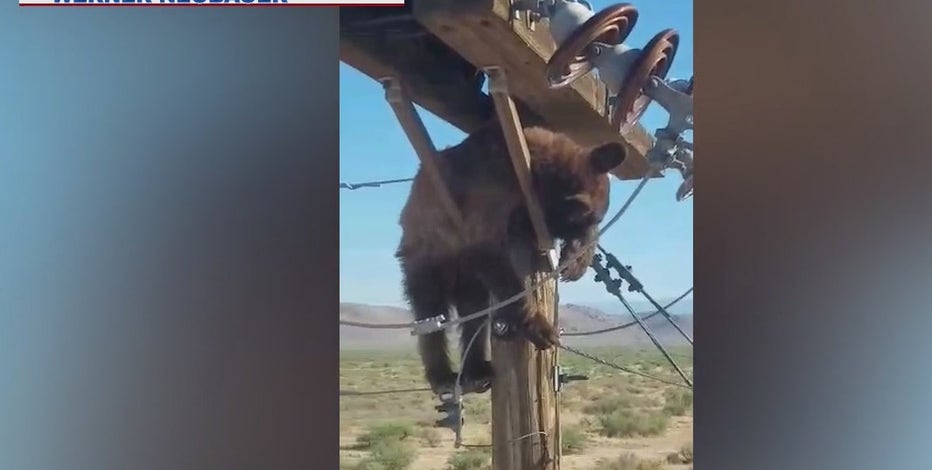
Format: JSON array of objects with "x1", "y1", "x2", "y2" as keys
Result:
[
  {"x1": 339, "y1": 349, "x2": 693, "y2": 470},
  {"x1": 340, "y1": 414, "x2": 692, "y2": 470}
]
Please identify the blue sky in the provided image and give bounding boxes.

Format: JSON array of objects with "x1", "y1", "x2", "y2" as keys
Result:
[{"x1": 339, "y1": 0, "x2": 693, "y2": 309}]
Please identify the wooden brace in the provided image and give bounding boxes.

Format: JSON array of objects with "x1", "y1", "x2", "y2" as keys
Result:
[
  {"x1": 381, "y1": 77, "x2": 468, "y2": 234},
  {"x1": 484, "y1": 66, "x2": 557, "y2": 267}
]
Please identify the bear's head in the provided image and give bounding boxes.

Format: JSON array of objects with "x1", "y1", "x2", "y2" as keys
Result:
[
  {"x1": 542, "y1": 141, "x2": 627, "y2": 241},
  {"x1": 526, "y1": 139, "x2": 626, "y2": 281}
]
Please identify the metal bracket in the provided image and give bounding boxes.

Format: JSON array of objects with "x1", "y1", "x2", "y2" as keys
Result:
[
  {"x1": 554, "y1": 365, "x2": 588, "y2": 392},
  {"x1": 644, "y1": 76, "x2": 693, "y2": 134},
  {"x1": 512, "y1": 0, "x2": 549, "y2": 18},
  {"x1": 510, "y1": 0, "x2": 541, "y2": 30},
  {"x1": 380, "y1": 77, "x2": 468, "y2": 231},
  {"x1": 642, "y1": 75, "x2": 695, "y2": 201},
  {"x1": 435, "y1": 389, "x2": 465, "y2": 448}
]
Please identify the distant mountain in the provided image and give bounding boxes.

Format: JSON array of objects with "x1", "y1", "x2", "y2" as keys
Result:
[
  {"x1": 339, "y1": 302, "x2": 692, "y2": 350},
  {"x1": 579, "y1": 298, "x2": 693, "y2": 317}
]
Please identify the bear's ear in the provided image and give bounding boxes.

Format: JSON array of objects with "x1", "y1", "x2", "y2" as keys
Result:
[{"x1": 588, "y1": 142, "x2": 627, "y2": 173}]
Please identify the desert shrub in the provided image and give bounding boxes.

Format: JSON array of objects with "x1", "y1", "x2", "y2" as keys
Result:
[
  {"x1": 681, "y1": 442, "x2": 694, "y2": 463},
  {"x1": 597, "y1": 453, "x2": 664, "y2": 470},
  {"x1": 583, "y1": 391, "x2": 659, "y2": 416},
  {"x1": 447, "y1": 448, "x2": 491, "y2": 470},
  {"x1": 598, "y1": 409, "x2": 669, "y2": 438},
  {"x1": 666, "y1": 442, "x2": 694, "y2": 464},
  {"x1": 354, "y1": 440, "x2": 416, "y2": 470},
  {"x1": 356, "y1": 421, "x2": 415, "y2": 448},
  {"x1": 583, "y1": 394, "x2": 632, "y2": 415},
  {"x1": 561, "y1": 426, "x2": 589, "y2": 455},
  {"x1": 662, "y1": 389, "x2": 693, "y2": 416},
  {"x1": 353, "y1": 459, "x2": 385, "y2": 470}
]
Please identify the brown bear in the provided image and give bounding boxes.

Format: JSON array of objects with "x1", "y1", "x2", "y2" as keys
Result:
[{"x1": 395, "y1": 122, "x2": 626, "y2": 395}]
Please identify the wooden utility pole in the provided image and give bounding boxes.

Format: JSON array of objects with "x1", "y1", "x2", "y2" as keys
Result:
[
  {"x1": 487, "y1": 66, "x2": 561, "y2": 470},
  {"x1": 490, "y1": 252, "x2": 559, "y2": 470}
]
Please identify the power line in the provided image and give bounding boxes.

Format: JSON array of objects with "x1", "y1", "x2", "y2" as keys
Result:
[
  {"x1": 587, "y1": 250, "x2": 693, "y2": 388},
  {"x1": 340, "y1": 177, "x2": 414, "y2": 190},
  {"x1": 339, "y1": 319, "x2": 414, "y2": 329},
  {"x1": 597, "y1": 246, "x2": 693, "y2": 345},
  {"x1": 339, "y1": 386, "x2": 432, "y2": 397},
  {"x1": 559, "y1": 344, "x2": 691, "y2": 390}
]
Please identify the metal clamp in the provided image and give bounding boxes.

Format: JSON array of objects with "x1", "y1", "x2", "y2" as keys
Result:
[
  {"x1": 602, "y1": 251, "x2": 642, "y2": 293},
  {"x1": 591, "y1": 254, "x2": 623, "y2": 295},
  {"x1": 435, "y1": 388, "x2": 465, "y2": 448},
  {"x1": 410, "y1": 314, "x2": 448, "y2": 336}
]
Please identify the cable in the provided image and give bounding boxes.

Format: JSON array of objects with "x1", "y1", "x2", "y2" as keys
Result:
[
  {"x1": 339, "y1": 386, "x2": 432, "y2": 397},
  {"x1": 454, "y1": 319, "x2": 492, "y2": 398},
  {"x1": 610, "y1": 288, "x2": 693, "y2": 388},
  {"x1": 450, "y1": 318, "x2": 492, "y2": 448},
  {"x1": 339, "y1": 319, "x2": 414, "y2": 329},
  {"x1": 583, "y1": 247, "x2": 693, "y2": 385},
  {"x1": 598, "y1": 172, "x2": 653, "y2": 236},
  {"x1": 461, "y1": 432, "x2": 547, "y2": 449},
  {"x1": 559, "y1": 344, "x2": 691, "y2": 390},
  {"x1": 340, "y1": 177, "x2": 414, "y2": 190}
]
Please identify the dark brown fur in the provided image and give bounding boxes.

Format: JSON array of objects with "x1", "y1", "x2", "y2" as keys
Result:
[{"x1": 396, "y1": 123, "x2": 626, "y2": 394}]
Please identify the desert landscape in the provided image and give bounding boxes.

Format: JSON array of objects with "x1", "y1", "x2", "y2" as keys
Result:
[{"x1": 340, "y1": 303, "x2": 693, "y2": 470}]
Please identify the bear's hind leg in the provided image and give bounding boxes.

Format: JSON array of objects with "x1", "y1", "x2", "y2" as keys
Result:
[
  {"x1": 402, "y1": 260, "x2": 456, "y2": 395},
  {"x1": 453, "y1": 273, "x2": 493, "y2": 394}
]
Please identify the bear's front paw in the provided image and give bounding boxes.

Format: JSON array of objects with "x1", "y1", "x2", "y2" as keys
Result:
[
  {"x1": 521, "y1": 314, "x2": 560, "y2": 350},
  {"x1": 560, "y1": 258, "x2": 589, "y2": 282}
]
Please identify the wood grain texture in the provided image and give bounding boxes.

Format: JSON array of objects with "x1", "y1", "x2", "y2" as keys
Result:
[{"x1": 491, "y1": 249, "x2": 559, "y2": 470}]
